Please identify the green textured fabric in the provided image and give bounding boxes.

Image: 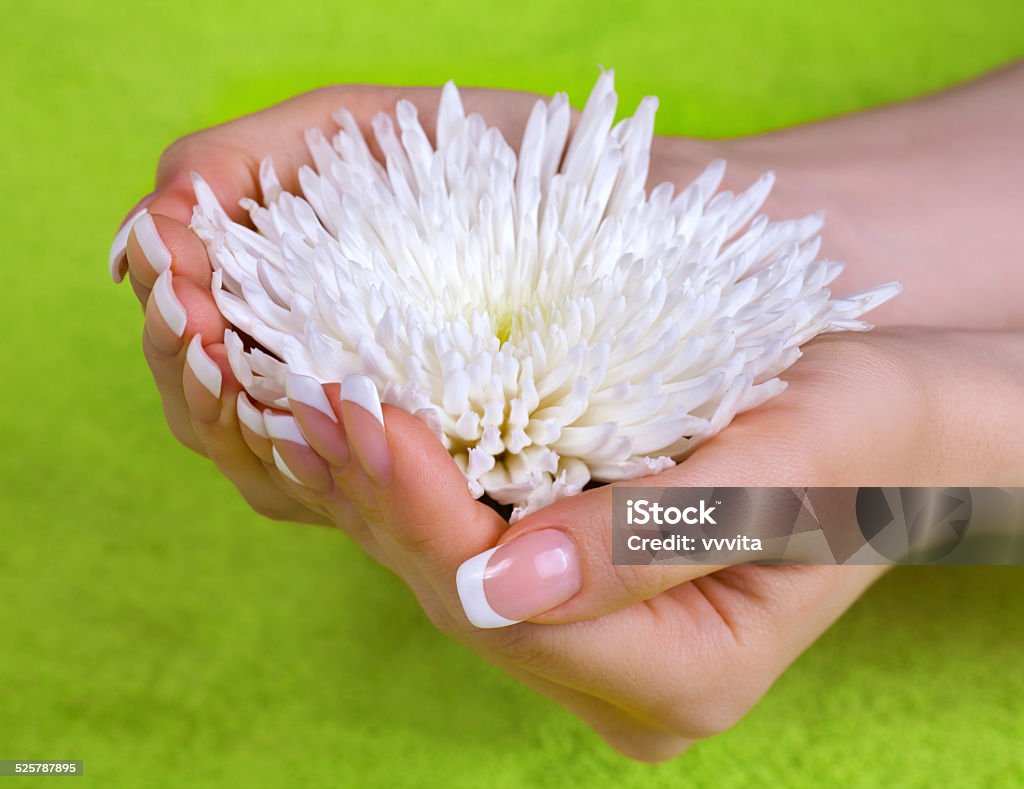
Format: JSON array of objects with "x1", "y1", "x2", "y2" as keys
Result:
[{"x1": 2, "y1": 0, "x2": 1022, "y2": 785}]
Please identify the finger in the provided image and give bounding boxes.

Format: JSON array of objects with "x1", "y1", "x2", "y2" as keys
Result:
[
  {"x1": 108, "y1": 193, "x2": 156, "y2": 284},
  {"x1": 146, "y1": 85, "x2": 556, "y2": 227},
  {"x1": 305, "y1": 376, "x2": 507, "y2": 608},
  {"x1": 108, "y1": 82, "x2": 566, "y2": 283},
  {"x1": 284, "y1": 375, "x2": 563, "y2": 640},
  {"x1": 126, "y1": 212, "x2": 213, "y2": 294},
  {"x1": 182, "y1": 335, "x2": 328, "y2": 526},
  {"x1": 285, "y1": 376, "x2": 350, "y2": 469},
  {"x1": 141, "y1": 328, "x2": 204, "y2": 456},
  {"x1": 133, "y1": 218, "x2": 231, "y2": 457},
  {"x1": 235, "y1": 392, "x2": 274, "y2": 464},
  {"x1": 290, "y1": 375, "x2": 833, "y2": 746},
  {"x1": 139, "y1": 271, "x2": 229, "y2": 454},
  {"x1": 128, "y1": 272, "x2": 151, "y2": 312},
  {"x1": 263, "y1": 410, "x2": 334, "y2": 494},
  {"x1": 453, "y1": 476, "x2": 727, "y2": 629},
  {"x1": 256, "y1": 411, "x2": 375, "y2": 548},
  {"x1": 139, "y1": 269, "x2": 223, "y2": 456},
  {"x1": 264, "y1": 378, "x2": 394, "y2": 553},
  {"x1": 455, "y1": 395, "x2": 847, "y2": 629}
]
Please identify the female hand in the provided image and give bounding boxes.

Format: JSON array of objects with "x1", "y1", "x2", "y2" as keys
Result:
[
  {"x1": 109, "y1": 84, "x2": 567, "y2": 527},
  {"x1": 110, "y1": 63, "x2": 1024, "y2": 526},
  {"x1": 249, "y1": 327, "x2": 1023, "y2": 760},
  {"x1": 108, "y1": 69, "x2": 1024, "y2": 759}
]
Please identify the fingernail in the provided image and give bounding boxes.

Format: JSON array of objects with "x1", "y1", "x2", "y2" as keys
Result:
[
  {"x1": 132, "y1": 211, "x2": 172, "y2": 275},
  {"x1": 236, "y1": 393, "x2": 274, "y2": 462},
  {"x1": 287, "y1": 374, "x2": 350, "y2": 468},
  {"x1": 236, "y1": 392, "x2": 268, "y2": 438},
  {"x1": 456, "y1": 529, "x2": 581, "y2": 629},
  {"x1": 184, "y1": 336, "x2": 223, "y2": 423},
  {"x1": 152, "y1": 269, "x2": 187, "y2": 338},
  {"x1": 340, "y1": 375, "x2": 384, "y2": 426},
  {"x1": 340, "y1": 375, "x2": 391, "y2": 483},
  {"x1": 109, "y1": 207, "x2": 147, "y2": 283},
  {"x1": 286, "y1": 372, "x2": 337, "y2": 422},
  {"x1": 272, "y1": 446, "x2": 303, "y2": 485},
  {"x1": 265, "y1": 412, "x2": 333, "y2": 492},
  {"x1": 264, "y1": 412, "x2": 308, "y2": 445}
]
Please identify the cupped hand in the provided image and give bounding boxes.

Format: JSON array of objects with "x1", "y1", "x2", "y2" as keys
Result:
[
  {"x1": 109, "y1": 80, "x2": 729, "y2": 532},
  {"x1": 109, "y1": 77, "x2": 1024, "y2": 761},
  {"x1": 242, "y1": 329, "x2": 986, "y2": 760},
  {"x1": 110, "y1": 83, "x2": 596, "y2": 528},
  {"x1": 255, "y1": 325, "x2": 1021, "y2": 759}
]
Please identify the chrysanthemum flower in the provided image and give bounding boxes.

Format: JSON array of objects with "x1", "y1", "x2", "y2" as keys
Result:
[{"x1": 189, "y1": 72, "x2": 900, "y2": 521}]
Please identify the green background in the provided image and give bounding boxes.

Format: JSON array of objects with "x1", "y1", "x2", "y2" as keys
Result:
[{"x1": 2, "y1": 0, "x2": 1022, "y2": 785}]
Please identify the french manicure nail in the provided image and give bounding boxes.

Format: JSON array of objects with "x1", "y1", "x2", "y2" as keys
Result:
[
  {"x1": 263, "y1": 412, "x2": 309, "y2": 445},
  {"x1": 133, "y1": 211, "x2": 172, "y2": 274},
  {"x1": 272, "y1": 445, "x2": 303, "y2": 484},
  {"x1": 152, "y1": 269, "x2": 187, "y2": 338},
  {"x1": 186, "y1": 335, "x2": 222, "y2": 399},
  {"x1": 287, "y1": 377, "x2": 350, "y2": 468},
  {"x1": 109, "y1": 208, "x2": 147, "y2": 283},
  {"x1": 340, "y1": 375, "x2": 391, "y2": 483},
  {"x1": 236, "y1": 392, "x2": 268, "y2": 438},
  {"x1": 456, "y1": 529, "x2": 582, "y2": 629},
  {"x1": 340, "y1": 375, "x2": 384, "y2": 426},
  {"x1": 286, "y1": 372, "x2": 337, "y2": 422},
  {"x1": 266, "y1": 422, "x2": 333, "y2": 493}
]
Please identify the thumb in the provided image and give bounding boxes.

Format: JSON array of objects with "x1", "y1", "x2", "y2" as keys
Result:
[
  {"x1": 452, "y1": 411, "x2": 821, "y2": 628},
  {"x1": 453, "y1": 479, "x2": 724, "y2": 629},
  {"x1": 293, "y1": 373, "x2": 722, "y2": 630}
]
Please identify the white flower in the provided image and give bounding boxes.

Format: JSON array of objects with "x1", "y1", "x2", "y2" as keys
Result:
[{"x1": 190, "y1": 71, "x2": 900, "y2": 521}]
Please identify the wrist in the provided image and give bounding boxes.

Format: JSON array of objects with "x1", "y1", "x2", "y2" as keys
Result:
[
  {"x1": 653, "y1": 66, "x2": 1024, "y2": 330},
  {"x1": 915, "y1": 329, "x2": 1024, "y2": 485}
]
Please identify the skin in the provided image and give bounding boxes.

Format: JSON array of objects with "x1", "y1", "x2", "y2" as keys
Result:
[{"x1": 116, "y1": 62, "x2": 1024, "y2": 761}]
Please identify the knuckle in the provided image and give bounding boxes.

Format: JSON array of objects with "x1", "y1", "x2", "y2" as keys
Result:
[
  {"x1": 606, "y1": 558, "x2": 661, "y2": 605},
  {"x1": 157, "y1": 132, "x2": 208, "y2": 172}
]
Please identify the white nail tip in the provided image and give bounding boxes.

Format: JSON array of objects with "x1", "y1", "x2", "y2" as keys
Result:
[
  {"x1": 152, "y1": 269, "x2": 187, "y2": 337},
  {"x1": 456, "y1": 548, "x2": 520, "y2": 629},
  {"x1": 186, "y1": 336, "x2": 222, "y2": 398},
  {"x1": 263, "y1": 412, "x2": 309, "y2": 445},
  {"x1": 133, "y1": 212, "x2": 172, "y2": 274},
  {"x1": 109, "y1": 208, "x2": 147, "y2": 283},
  {"x1": 272, "y1": 446, "x2": 303, "y2": 485},
  {"x1": 236, "y1": 393, "x2": 268, "y2": 438},
  {"x1": 285, "y1": 373, "x2": 337, "y2": 422},
  {"x1": 340, "y1": 375, "x2": 384, "y2": 426}
]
